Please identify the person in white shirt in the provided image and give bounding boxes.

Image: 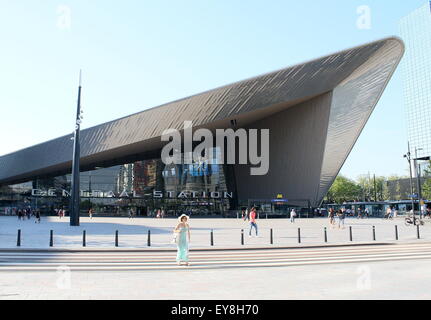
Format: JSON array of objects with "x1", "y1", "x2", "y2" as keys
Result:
[{"x1": 290, "y1": 209, "x2": 297, "y2": 223}]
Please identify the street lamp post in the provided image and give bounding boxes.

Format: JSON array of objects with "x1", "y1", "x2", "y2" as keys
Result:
[
  {"x1": 70, "y1": 72, "x2": 83, "y2": 226},
  {"x1": 415, "y1": 147, "x2": 423, "y2": 217},
  {"x1": 404, "y1": 143, "x2": 416, "y2": 224}
]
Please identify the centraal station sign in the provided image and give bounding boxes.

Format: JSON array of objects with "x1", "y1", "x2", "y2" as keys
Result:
[{"x1": 31, "y1": 189, "x2": 233, "y2": 199}]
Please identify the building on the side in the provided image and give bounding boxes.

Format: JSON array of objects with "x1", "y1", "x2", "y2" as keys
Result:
[
  {"x1": 399, "y1": 1, "x2": 431, "y2": 166},
  {"x1": 0, "y1": 37, "x2": 404, "y2": 217}
]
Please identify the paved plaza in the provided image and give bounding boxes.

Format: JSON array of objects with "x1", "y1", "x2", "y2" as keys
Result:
[
  {"x1": 0, "y1": 216, "x2": 430, "y2": 249},
  {"x1": 1, "y1": 243, "x2": 431, "y2": 300},
  {"x1": 1, "y1": 216, "x2": 431, "y2": 300}
]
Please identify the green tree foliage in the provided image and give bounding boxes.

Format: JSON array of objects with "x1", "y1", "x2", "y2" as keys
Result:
[
  {"x1": 326, "y1": 175, "x2": 362, "y2": 203},
  {"x1": 422, "y1": 161, "x2": 431, "y2": 200}
]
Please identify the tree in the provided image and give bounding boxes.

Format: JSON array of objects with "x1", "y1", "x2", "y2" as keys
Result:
[
  {"x1": 422, "y1": 161, "x2": 431, "y2": 200},
  {"x1": 326, "y1": 175, "x2": 362, "y2": 204}
]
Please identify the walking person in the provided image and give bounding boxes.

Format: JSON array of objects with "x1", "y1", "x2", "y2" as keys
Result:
[
  {"x1": 249, "y1": 207, "x2": 258, "y2": 237},
  {"x1": 290, "y1": 208, "x2": 297, "y2": 223},
  {"x1": 384, "y1": 207, "x2": 392, "y2": 220},
  {"x1": 88, "y1": 208, "x2": 94, "y2": 219},
  {"x1": 35, "y1": 209, "x2": 41, "y2": 224},
  {"x1": 357, "y1": 207, "x2": 363, "y2": 219},
  {"x1": 128, "y1": 208, "x2": 135, "y2": 219},
  {"x1": 364, "y1": 208, "x2": 370, "y2": 219},
  {"x1": 328, "y1": 208, "x2": 336, "y2": 227},
  {"x1": 174, "y1": 214, "x2": 191, "y2": 266},
  {"x1": 337, "y1": 209, "x2": 346, "y2": 229}
]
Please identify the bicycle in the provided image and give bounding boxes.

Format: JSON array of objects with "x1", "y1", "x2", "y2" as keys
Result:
[{"x1": 405, "y1": 215, "x2": 425, "y2": 226}]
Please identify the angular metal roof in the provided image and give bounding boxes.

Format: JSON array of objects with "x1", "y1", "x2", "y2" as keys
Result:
[{"x1": 0, "y1": 37, "x2": 404, "y2": 201}]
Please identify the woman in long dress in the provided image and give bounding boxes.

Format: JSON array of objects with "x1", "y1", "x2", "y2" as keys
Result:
[{"x1": 174, "y1": 214, "x2": 191, "y2": 266}]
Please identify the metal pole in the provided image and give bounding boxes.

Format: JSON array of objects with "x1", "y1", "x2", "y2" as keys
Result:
[
  {"x1": 415, "y1": 148, "x2": 422, "y2": 218},
  {"x1": 324, "y1": 227, "x2": 327, "y2": 243},
  {"x1": 395, "y1": 225, "x2": 399, "y2": 241},
  {"x1": 83, "y1": 230, "x2": 86, "y2": 247},
  {"x1": 349, "y1": 226, "x2": 353, "y2": 242},
  {"x1": 17, "y1": 229, "x2": 21, "y2": 247},
  {"x1": 210, "y1": 230, "x2": 214, "y2": 246},
  {"x1": 147, "y1": 230, "x2": 151, "y2": 247},
  {"x1": 270, "y1": 228, "x2": 273, "y2": 245},
  {"x1": 372, "y1": 226, "x2": 376, "y2": 241},
  {"x1": 241, "y1": 229, "x2": 244, "y2": 245},
  {"x1": 417, "y1": 225, "x2": 420, "y2": 240},
  {"x1": 298, "y1": 228, "x2": 301, "y2": 244},
  {"x1": 50, "y1": 230, "x2": 53, "y2": 247},
  {"x1": 115, "y1": 230, "x2": 118, "y2": 247},
  {"x1": 406, "y1": 143, "x2": 416, "y2": 225},
  {"x1": 70, "y1": 71, "x2": 83, "y2": 227}
]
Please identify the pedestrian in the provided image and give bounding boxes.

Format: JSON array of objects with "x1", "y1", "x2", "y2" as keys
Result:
[
  {"x1": 161, "y1": 209, "x2": 165, "y2": 219},
  {"x1": 17, "y1": 209, "x2": 22, "y2": 220},
  {"x1": 35, "y1": 209, "x2": 41, "y2": 224},
  {"x1": 364, "y1": 208, "x2": 370, "y2": 219},
  {"x1": 337, "y1": 209, "x2": 345, "y2": 229},
  {"x1": 249, "y1": 207, "x2": 258, "y2": 237},
  {"x1": 390, "y1": 207, "x2": 395, "y2": 219},
  {"x1": 290, "y1": 208, "x2": 297, "y2": 223},
  {"x1": 88, "y1": 208, "x2": 94, "y2": 219},
  {"x1": 128, "y1": 208, "x2": 134, "y2": 219},
  {"x1": 384, "y1": 207, "x2": 391, "y2": 219},
  {"x1": 328, "y1": 208, "x2": 335, "y2": 227},
  {"x1": 174, "y1": 214, "x2": 191, "y2": 266},
  {"x1": 357, "y1": 208, "x2": 362, "y2": 219}
]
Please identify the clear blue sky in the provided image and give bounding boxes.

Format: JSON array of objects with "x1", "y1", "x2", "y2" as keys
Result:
[{"x1": 0, "y1": 0, "x2": 427, "y2": 180}]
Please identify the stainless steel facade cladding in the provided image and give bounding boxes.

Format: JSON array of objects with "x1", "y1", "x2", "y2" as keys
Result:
[{"x1": 0, "y1": 38, "x2": 404, "y2": 207}]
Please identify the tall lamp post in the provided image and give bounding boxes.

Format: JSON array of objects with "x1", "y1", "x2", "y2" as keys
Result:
[
  {"x1": 415, "y1": 147, "x2": 423, "y2": 216},
  {"x1": 404, "y1": 143, "x2": 416, "y2": 224},
  {"x1": 70, "y1": 71, "x2": 83, "y2": 226}
]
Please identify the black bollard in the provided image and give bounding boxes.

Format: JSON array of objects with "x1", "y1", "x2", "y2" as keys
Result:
[
  {"x1": 17, "y1": 229, "x2": 21, "y2": 247},
  {"x1": 324, "y1": 227, "x2": 327, "y2": 243},
  {"x1": 417, "y1": 225, "x2": 421, "y2": 240},
  {"x1": 270, "y1": 229, "x2": 273, "y2": 245},
  {"x1": 349, "y1": 226, "x2": 353, "y2": 242},
  {"x1": 372, "y1": 226, "x2": 376, "y2": 241},
  {"x1": 115, "y1": 230, "x2": 119, "y2": 247},
  {"x1": 83, "y1": 230, "x2": 86, "y2": 247},
  {"x1": 50, "y1": 230, "x2": 53, "y2": 247},
  {"x1": 395, "y1": 225, "x2": 399, "y2": 241},
  {"x1": 241, "y1": 229, "x2": 244, "y2": 245},
  {"x1": 147, "y1": 230, "x2": 151, "y2": 247},
  {"x1": 210, "y1": 230, "x2": 214, "y2": 246},
  {"x1": 298, "y1": 228, "x2": 301, "y2": 244}
]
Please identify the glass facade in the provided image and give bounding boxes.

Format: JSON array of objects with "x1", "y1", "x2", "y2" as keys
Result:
[
  {"x1": 399, "y1": 1, "x2": 431, "y2": 159},
  {"x1": 0, "y1": 148, "x2": 236, "y2": 217}
]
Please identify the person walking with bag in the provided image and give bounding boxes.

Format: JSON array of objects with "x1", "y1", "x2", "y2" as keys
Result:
[{"x1": 174, "y1": 214, "x2": 191, "y2": 266}]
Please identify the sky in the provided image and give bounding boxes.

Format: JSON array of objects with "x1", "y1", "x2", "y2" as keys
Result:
[{"x1": 0, "y1": 0, "x2": 427, "y2": 180}]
